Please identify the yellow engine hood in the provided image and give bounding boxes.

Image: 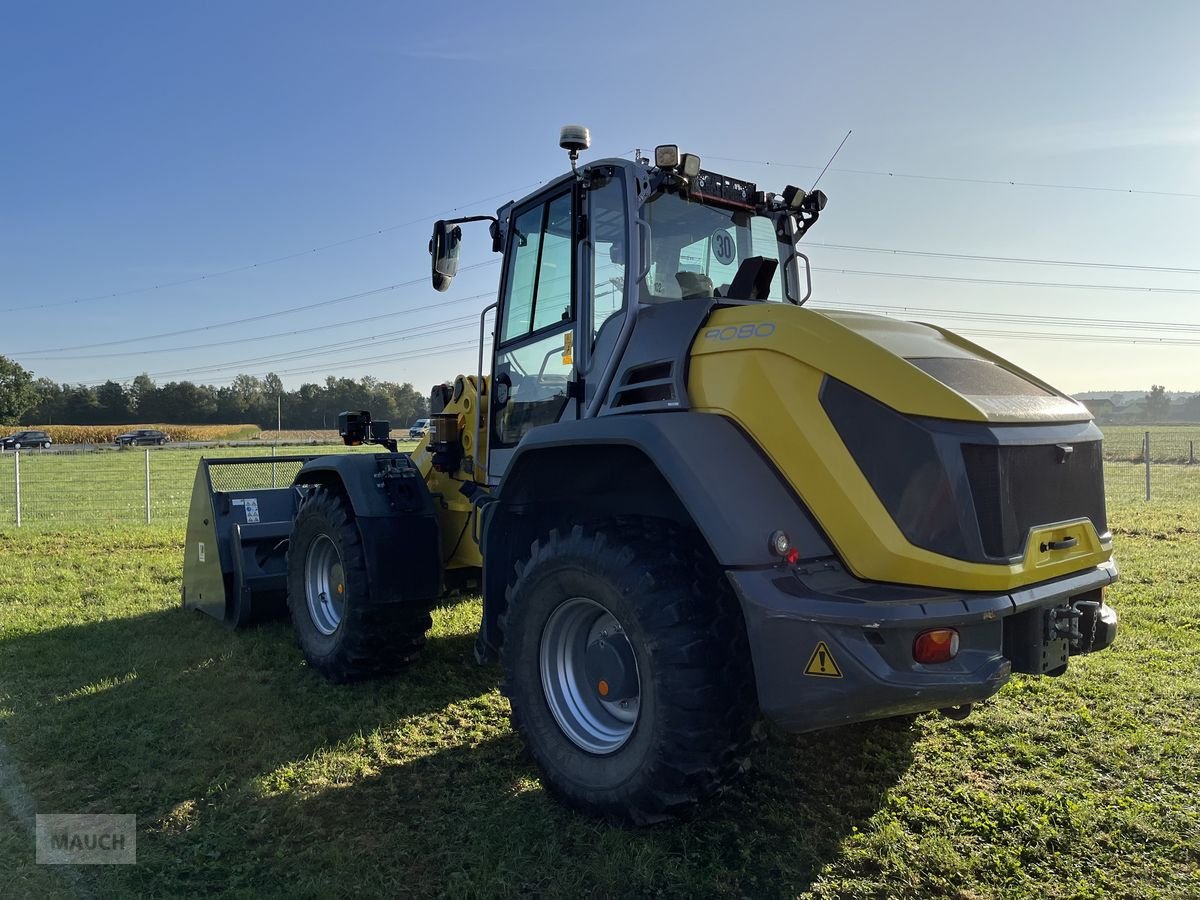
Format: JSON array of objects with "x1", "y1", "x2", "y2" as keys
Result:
[{"x1": 697, "y1": 305, "x2": 1089, "y2": 424}]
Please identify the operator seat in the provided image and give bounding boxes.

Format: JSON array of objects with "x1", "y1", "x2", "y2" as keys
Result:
[{"x1": 725, "y1": 256, "x2": 778, "y2": 300}]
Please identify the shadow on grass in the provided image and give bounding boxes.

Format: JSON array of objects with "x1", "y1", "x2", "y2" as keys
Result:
[
  {"x1": 176, "y1": 718, "x2": 921, "y2": 897},
  {"x1": 0, "y1": 603, "x2": 919, "y2": 897},
  {"x1": 0, "y1": 603, "x2": 494, "y2": 820}
]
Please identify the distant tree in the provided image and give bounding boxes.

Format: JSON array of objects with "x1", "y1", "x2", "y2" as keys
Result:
[
  {"x1": 25, "y1": 377, "x2": 65, "y2": 424},
  {"x1": 141, "y1": 381, "x2": 217, "y2": 422},
  {"x1": 96, "y1": 380, "x2": 132, "y2": 422},
  {"x1": 129, "y1": 373, "x2": 156, "y2": 414},
  {"x1": 0, "y1": 355, "x2": 37, "y2": 425},
  {"x1": 63, "y1": 384, "x2": 101, "y2": 423},
  {"x1": 1145, "y1": 384, "x2": 1171, "y2": 422},
  {"x1": 1182, "y1": 394, "x2": 1200, "y2": 423}
]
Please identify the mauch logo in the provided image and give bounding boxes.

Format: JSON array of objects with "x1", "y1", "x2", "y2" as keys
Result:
[{"x1": 36, "y1": 814, "x2": 136, "y2": 865}]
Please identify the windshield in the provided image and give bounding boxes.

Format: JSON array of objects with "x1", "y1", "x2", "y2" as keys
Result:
[{"x1": 639, "y1": 191, "x2": 792, "y2": 302}]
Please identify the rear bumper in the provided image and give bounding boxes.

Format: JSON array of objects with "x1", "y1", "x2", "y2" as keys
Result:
[{"x1": 728, "y1": 559, "x2": 1119, "y2": 733}]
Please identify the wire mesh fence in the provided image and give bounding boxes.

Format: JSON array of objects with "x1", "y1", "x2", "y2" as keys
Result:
[
  {"x1": 0, "y1": 444, "x2": 373, "y2": 528},
  {"x1": 1100, "y1": 428, "x2": 1200, "y2": 504},
  {"x1": 0, "y1": 429, "x2": 1196, "y2": 529}
]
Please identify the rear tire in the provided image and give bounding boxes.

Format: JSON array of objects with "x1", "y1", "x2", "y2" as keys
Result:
[
  {"x1": 502, "y1": 519, "x2": 758, "y2": 824},
  {"x1": 42, "y1": 442, "x2": 51, "y2": 449},
  {"x1": 287, "y1": 485, "x2": 432, "y2": 682}
]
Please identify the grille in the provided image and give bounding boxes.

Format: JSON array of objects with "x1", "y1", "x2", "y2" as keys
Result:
[
  {"x1": 206, "y1": 457, "x2": 317, "y2": 492},
  {"x1": 962, "y1": 442, "x2": 1107, "y2": 559}
]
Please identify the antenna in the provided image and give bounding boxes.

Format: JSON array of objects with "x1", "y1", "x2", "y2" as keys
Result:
[{"x1": 810, "y1": 129, "x2": 852, "y2": 192}]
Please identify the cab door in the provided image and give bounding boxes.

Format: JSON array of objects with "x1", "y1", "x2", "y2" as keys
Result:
[
  {"x1": 579, "y1": 165, "x2": 630, "y2": 408},
  {"x1": 488, "y1": 188, "x2": 578, "y2": 481}
]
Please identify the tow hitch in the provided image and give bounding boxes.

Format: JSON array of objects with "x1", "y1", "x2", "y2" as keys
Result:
[{"x1": 1004, "y1": 593, "x2": 1119, "y2": 676}]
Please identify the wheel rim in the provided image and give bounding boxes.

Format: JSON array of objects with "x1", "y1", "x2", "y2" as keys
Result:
[
  {"x1": 304, "y1": 534, "x2": 346, "y2": 636},
  {"x1": 539, "y1": 597, "x2": 641, "y2": 754}
]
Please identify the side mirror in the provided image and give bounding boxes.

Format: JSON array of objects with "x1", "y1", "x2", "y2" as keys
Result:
[{"x1": 429, "y1": 220, "x2": 462, "y2": 292}]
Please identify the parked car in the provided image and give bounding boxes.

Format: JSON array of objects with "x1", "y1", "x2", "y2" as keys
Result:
[
  {"x1": 408, "y1": 418, "x2": 431, "y2": 439},
  {"x1": 115, "y1": 429, "x2": 170, "y2": 447},
  {"x1": 0, "y1": 430, "x2": 52, "y2": 450}
]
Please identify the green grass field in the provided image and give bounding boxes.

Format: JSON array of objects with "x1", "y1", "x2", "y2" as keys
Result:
[
  {"x1": 1101, "y1": 425, "x2": 1200, "y2": 462},
  {"x1": 1, "y1": 465, "x2": 1198, "y2": 896},
  {"x1": 0, "y1": 428, "x2": 1195, "y2": 527},
  {"x1": 0, "y1": 443, "x2": 415, "y2": 527}
]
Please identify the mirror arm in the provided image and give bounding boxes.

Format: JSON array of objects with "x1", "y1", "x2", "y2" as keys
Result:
[{"x1": 442, "y1": 214, "x2": 498, "y2": 228}]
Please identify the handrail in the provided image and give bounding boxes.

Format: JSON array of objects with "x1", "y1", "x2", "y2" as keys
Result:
[{"x1": 474, "y1": 301, "x2": 498, "y2": 477}]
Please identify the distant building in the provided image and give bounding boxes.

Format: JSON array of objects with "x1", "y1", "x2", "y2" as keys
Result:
[{"x1": 1079, "y1": 398, "x2": 1116, "y2": 422}]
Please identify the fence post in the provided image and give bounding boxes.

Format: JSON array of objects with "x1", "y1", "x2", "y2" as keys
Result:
[
  {"x1": 1191, "y1": 440, "x2": 1196, "y2": 466},
  {"x1": 271, "y1": 444, "x2": 277, "y2": 488},
  {"x1": 145, "y1": 448, "x2": 151, "y2": 525},
  {"x1": 13, "y1": 450, "x2": 20, "y2": 528},
  {"x1": 1144, "y1": 431, "x2": 1151, "y2": 501}
]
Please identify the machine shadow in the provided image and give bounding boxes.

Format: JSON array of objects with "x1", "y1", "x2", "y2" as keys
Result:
[
  {"x1": 204, "y1": 717, "x2": 920, "y2": 896},
  {"x1": 0, "y1": 604, "x2": 496, "y2": 827},
  {"x1": 3, "y1": 603, "x2": 919, "y2": 896}
]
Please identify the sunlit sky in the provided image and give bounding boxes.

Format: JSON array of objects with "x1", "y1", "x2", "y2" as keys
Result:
[{"x1": 3, "y1": 1, "x2": 1198, "y2": 396}]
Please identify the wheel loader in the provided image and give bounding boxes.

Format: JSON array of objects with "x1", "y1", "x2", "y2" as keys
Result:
[{"x1": 182, "y1": 127, "x2": 1119, "y2": 824}]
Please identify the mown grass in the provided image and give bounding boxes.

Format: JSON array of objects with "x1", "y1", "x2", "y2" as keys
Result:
[{"x1": 0, "y1": 477, "x2": 1198, "y2": 896}]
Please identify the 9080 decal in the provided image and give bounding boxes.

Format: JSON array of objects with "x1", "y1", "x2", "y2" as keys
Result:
[{"x1": 703, "y1": 323, "x2": 776, "y2": 341}]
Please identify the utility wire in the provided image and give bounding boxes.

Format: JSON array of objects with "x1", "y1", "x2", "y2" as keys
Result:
[
  {"x1": 816, "y1": 302, "x2": 1200, "y2": 334},
  {"x1": 954, "y1": 328, "x2": 1200, "y2": 347},
  {"x1": 11, "y1": 260, "x2": 498, "y2": 355},
  {"x1": 5, "y1": 148, "x2": 638, "y2": 315},
  {"x1": 110, "y1": 317, "x2": 478, "y2": 383},
  {"x1": 813, "y1": 265, "x2": 1200, "y2": 296},
  {"x1": 198, "y1": 338, "x2": 483, "y2": 387},
  {"x1": 704, "y1": 155, "x2": 1200, "y2": 200},
  {"x1": 808, "y1": 242, "x2": 1200, "y2": 276},
  {"x1": 25, "y1": 291, "x2": 495, "y2": 361},
  {"x1": 1, "y1": 184, "x2": 535, "y2": 314}
]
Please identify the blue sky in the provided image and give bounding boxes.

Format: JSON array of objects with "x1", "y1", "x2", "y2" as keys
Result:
[{"x1": 3, "y1": 0, "x2": 1199, "y2": 396}]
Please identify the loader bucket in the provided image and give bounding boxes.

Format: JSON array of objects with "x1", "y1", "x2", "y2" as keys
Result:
[{"x1": 181, "y1": 455, "x2": 320, "y2": 628}]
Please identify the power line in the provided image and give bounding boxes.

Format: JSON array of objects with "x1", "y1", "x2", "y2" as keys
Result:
[
  {"x1": 11, "y1": 260, "x2": 498, "y2": 355},
  {"x1": 813, "y1": 299, "x2": 1200, "y2": 345},
  {"x1": 703, "y1": 155, "x2": 1200, "y2": 200},
  {"x1": 199, "y1": 337, "x2": 483, "y2": 387},
  {"x1": 813, "y1": 265, "x2": 1200, "y2": 296},
  {"x1": 0, "y1": 183, "x2": 537, "y2": 314},
  {"x1": 954, "y1": 328, "x2": 1200, "y2": 347},
  {"x1": 817, "y1": 299, "x2": 1200, "y2": 333},
  {"x1": 104, "y1": 317, "x2": 478, "y2": 384},
  {"x1": 4, "y1": 148, "x2": 639, "y2": 315},
  {"x1": 25, "y1": 291, "x2": 495, "y2": 361},
  {"x1": 808, "y1": 242, "x2": 1200, "y2": 276}
]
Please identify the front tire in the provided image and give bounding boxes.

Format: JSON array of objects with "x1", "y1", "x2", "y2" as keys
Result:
[
  {"x1": 502, "y1": 519, "x2": 758, "y2": 824},
  {"x1": 287, "y1": 485, "x2": 432, "y2": 682}
]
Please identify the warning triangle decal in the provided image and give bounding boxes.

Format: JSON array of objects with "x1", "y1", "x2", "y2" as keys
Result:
[{"x1": 803, "y1": 641, "x2": 843, "y2": 678}]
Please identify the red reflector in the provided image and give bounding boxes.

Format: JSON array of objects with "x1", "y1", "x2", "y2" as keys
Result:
[
  {"x1": 913, "y1": 628, "x2": 960, "y2": 664},
  {"x1": 785, "y1": 546, "x2": 800, "y2": 565}
]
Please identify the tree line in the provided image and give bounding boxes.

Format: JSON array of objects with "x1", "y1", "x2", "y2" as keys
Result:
[{"x1": 0, "y1": 356, "x2": 429, "y2": 429}]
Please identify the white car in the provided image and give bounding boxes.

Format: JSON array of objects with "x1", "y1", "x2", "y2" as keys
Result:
[{"x1": 408, "y1": 418, "x2": 431, "y2": 439}]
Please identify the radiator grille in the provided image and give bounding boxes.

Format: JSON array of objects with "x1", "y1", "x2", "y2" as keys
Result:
[{"x1": 962, "y1": 442, "x2": 1108, "y2": 559}]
